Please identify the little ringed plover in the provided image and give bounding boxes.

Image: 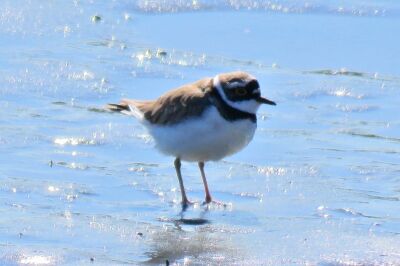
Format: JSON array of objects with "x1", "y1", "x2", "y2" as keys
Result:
[{"x1": 107, "y1": 71, "x2": 276, "y2": 207}]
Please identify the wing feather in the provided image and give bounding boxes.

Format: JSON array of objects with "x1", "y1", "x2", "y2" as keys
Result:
[
  {"x1": 107, "y1": 77, "x2": 214, "y2": 125},
  {"x1": 145, "y1": 77, "x2": 213, "y2": 125}
]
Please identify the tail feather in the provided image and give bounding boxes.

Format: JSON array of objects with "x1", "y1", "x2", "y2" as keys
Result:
[
  {"x1": 106, "y1": 99, "x2": 149, "y2": 121},
  {"x1": 106, "y1": 103, "x2": 130, "y2": 112}
]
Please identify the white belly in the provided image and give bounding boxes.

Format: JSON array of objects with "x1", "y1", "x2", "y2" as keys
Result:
[{"x1": 145, "y1": 107, "x2": 257, "y2": 162}]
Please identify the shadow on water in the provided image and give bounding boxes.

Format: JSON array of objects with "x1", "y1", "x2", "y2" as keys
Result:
[
  {"x1": 176, "y1": 205, "x2": 210, "y2": 226},
  {"x1": 175, "y1": 218, "x2": 209, "y2": 225}
]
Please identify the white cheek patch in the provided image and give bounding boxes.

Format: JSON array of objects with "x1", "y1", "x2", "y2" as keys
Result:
[{"x1": 231, "y1": 99, "x2": 261, "y2": 114}]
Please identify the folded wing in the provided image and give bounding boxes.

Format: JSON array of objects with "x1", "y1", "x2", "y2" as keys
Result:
[{"x1": 106, "y1": 77, "x2": 214, "y2": 125}]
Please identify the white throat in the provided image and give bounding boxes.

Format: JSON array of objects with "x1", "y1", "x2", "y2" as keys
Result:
[{"x1": 213, "y1": 74, "x2": 261, "y2": 114}]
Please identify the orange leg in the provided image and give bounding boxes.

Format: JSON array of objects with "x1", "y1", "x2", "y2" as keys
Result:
[
  {"x1": 198, "y1": 162, "x2": 212, "y2": 203},
  {"x1": 174, "y1": 158, "x2": 191, "y2": 207}
]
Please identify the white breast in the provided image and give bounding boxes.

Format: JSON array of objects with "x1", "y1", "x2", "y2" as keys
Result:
[{"x1": 145, "y1": 107, "x2": 257, "y2": 162}]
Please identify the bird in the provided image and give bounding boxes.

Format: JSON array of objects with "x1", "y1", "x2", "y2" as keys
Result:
[{"x1": 107, "y1": 71, "x2": 276, "y2": 207}]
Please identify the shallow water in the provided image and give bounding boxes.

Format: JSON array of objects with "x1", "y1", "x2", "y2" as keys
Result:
[{"x1": 1, "y1": 0, "x2": 400, "y2": 265}]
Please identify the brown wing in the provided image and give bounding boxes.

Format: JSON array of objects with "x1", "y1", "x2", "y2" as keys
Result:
[
  {"x1": 108, "y1": 77, "x2": 214, "y2": 125},
  {"x1": 143, "y1": 77, "x2": 214, "y2": 125}
]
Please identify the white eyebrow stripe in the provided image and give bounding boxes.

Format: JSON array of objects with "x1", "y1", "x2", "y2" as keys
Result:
[
  {"x1": 226, "y1": 80, "x2": 246, "y2": 88},
  {"x1": 252, "y1": 88, "x2": 260, "y2": 94}
]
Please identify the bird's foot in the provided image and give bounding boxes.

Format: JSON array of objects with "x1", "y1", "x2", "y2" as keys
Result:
[
  {"x1": 181, "y1": 199, "x2": 194, "y2": 210},
  {"x1": 203, "y1": 198, "x2": 227, "y2": 208}
]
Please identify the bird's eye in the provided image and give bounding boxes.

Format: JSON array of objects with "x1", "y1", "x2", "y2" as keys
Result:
[{"x1": 235, "y1": 88, "x2": 247, "y2": 96}]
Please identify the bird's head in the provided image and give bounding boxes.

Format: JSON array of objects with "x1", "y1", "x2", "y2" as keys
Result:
[{"x1": 213, "y1": 71, "x2": 276, "y2": 114}]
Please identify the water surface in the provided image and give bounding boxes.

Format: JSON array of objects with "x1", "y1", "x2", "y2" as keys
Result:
[{"x1": 1, "y1": 0, "x2": 400, "y2": 265}]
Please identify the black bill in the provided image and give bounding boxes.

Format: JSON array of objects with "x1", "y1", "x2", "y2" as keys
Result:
[{"x1": 256, "y1": 96, "x2": 276, "y2": 105}]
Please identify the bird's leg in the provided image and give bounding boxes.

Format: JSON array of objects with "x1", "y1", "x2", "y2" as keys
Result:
[
  {"x1": 198, "y1": 162, "x2": 212, "y2": 203},
  {"x1": 199, "y1": 162, "x2": 227, "y2": 207},
  {"x1": 174, "y1": 157, "x2": 191, "y2": 207}
]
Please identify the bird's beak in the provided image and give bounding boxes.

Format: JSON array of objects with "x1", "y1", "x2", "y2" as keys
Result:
[{"x1": 256, "y1": 96, "x2": 276, "y2": 105}]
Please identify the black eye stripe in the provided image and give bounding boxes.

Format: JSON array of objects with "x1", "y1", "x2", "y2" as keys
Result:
[
  {"x1": 235, "y1": 88, "x2": 247, "y2": 96},
  {"x1": 246, "y1": 80, "x2": 259, "y2": 91},
  {"x1": 221, "y1": 79, "x2": 261, "y2": 102}
]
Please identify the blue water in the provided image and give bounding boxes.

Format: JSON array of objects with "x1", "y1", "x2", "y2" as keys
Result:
[{"x1": 1, "y1": 1, "x2": 400, "y2": 265}]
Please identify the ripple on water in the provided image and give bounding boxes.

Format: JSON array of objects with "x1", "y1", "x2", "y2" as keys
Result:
[
  {"x1": 53, "y1": 161, "x2": 89, "y2": 170},
  {"x1": 317, "y1": 205, "x2": 379, "y2": 219},
  {"x1": 339, "y1": 130, "x2": 400, "y2": 143},
  {"x1": 133, "y1": 49, "x2": 207, "y2": 68},
  {"x1": 53, "y1": 137, "x2": 99, "y2": 146},
  {"x1": 293, "y1": 87, "x2": 366, "y2": 100},
  {"x1": 350, "y1": 164, "x2": 400, "y2": 177},
  {"x1": 329, "y1": 87, "x2": 365, "y2": 99},
  {"x1": 129, "y1": 46, "x2": 274, "y2": 74},
  {"x1": 0, "y1": 253, "x2": 58, "y2": 266},
  {"x1": 257, "y1": 165, "x2": 319, "y2": 177},
  {"x1": 257, "y1": 166, "x2": 288, "y2": 176},
  {"x1": 306, "y1": 68, "x2": 400, "y2": 83},
  {"x1": 19, "y1": 255, "x2": 55, "y2": 265},
  {"x1": 2, "y1": 176, "x2": 95, "y2": 204},
  {"x1": 130, "y1": 1, "x2": 398, "y2": 17},
  {"x1": 335, "y1": 104, "x2": 378, "y2": 113}
]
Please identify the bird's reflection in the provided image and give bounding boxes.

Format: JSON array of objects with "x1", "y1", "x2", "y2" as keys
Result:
[{"x1": 144, "y1": 204, "x2": 236, "y2": 264}]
